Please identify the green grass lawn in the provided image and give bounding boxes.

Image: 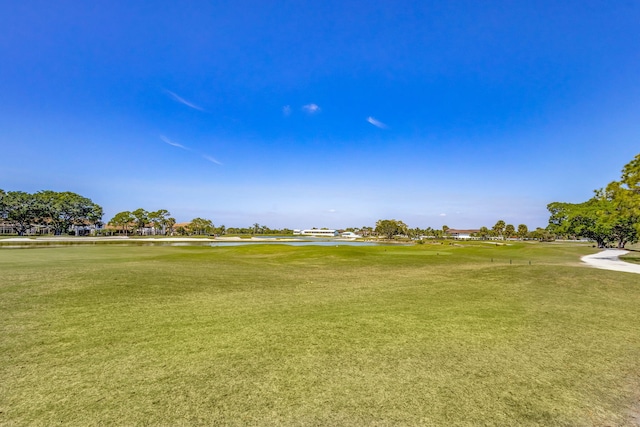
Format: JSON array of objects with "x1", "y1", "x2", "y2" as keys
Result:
[
  {"x1": 621, "y1": 247, "x2": 640, "y2": 265},
  {"x1": 2, "y1": 242, "x2": 640, "y2": 425}
]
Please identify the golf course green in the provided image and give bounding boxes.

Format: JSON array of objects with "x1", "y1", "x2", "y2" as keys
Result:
[{"x1": 2, "y1": 242, "x2": 639, "y2": 425}]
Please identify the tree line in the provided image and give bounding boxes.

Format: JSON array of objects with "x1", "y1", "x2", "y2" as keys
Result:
[
  {"x1": 105, "y1": 209, "x2": 549, "y2": 240},
  {"x1": 364, "y1": 219, "x2": 548, "y2": 241},
  {"x1": 5, "y1": 154, "x2": 637, "y2": 243},
  {"x1": 0, "y1": 190, "x2": 103, "y2": 236},
  {"x1": 0, "y1": 189, "x2": 551, "y2": 240},
  {"x1": 547, "y1": 154, "x2": 639, "y2": 248},
  {"x1": 107, "y1": 209, "x2": 176, "y2": 235},
  {"x1": 470, "y1": 221, "x2": 553, "y2": 241},
  {"x1": 106, "y1": 210, "x2": 294, "y2": 236}
]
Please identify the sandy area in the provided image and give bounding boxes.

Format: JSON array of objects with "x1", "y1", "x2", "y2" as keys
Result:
[{"x1": 581, "y1": 249, "x2": 640, "y2": 274}]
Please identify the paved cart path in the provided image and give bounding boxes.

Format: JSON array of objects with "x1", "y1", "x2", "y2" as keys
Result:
[{"x1": 581, "y1": 249, "x2": 640, "y2": 274}]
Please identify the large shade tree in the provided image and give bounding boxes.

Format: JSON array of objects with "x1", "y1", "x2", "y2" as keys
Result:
[
  {"x1": 1, "y1": 191, "x2": 40, "y2": 235},
  {"x1": 547, "y1": 153, "x2": 639, "y2": 248},
  {"x1": 610, "y1": 153, "x2": 640, "y2": 236},
  {"x1": 1, "y1": 190, "x2": 103, "y2": 235},
  {"x1": 37, "y1": 190, "x2": 102, "y2": 235},
  {"x1": 547, "y1": 199, "x2": 615, "y2": 248},
  {"x1": 375, "y1": 219, "x2": 408, "y2": 239}
]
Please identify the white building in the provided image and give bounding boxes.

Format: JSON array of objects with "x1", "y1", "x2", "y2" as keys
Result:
[
  {"x1": 341, "y1": 231, "x2": 362, "y2": 239},
  {"x1": 294, "y1": 229, "x2": 339, "y2": 237},
  {"x1": 445, "y1": 229, "x2": 480, "y2": 240}
]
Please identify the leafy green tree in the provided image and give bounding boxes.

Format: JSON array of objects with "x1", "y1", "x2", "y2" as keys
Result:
[
  {"x1": 530, "y1": 227, "x2": 555, "y2": 242},
  {"x1": 375, "y1": 219, "x2": 408, "y2": 239},
  {"x1": 407, "y1": 227, "x2": 423, "y2": 239},
  {"x1": 492, "y1": 220, "x2": 506, "y2": 240},
  {"x1": 504, "y1": 224, "x2": 515, "y2": 239},
  {"x1": 609, "y1": 153, "x2": 640, "y2": 237},
  {"x1": 547, "y1": 199, "x2": 614, "y2": 248},
  {"x1": 421, "y1": 227, "x2": 434, "y2": 238},
  {"x1": 595, "y1": 186, "x2": 638, "y2": 248},
  {"x1": 547, "y1": 154, "x2": 640, "y2": 248},
  {"x1": 477, "y1": 226, "x2": 490, "y2": 240},
  {"x1": 148, "y1": 209, "x2": 171, "y2": 235},
  {"x1": 1, "y1": 190, "x2": 102, "y2": 235},
  {"x1": 109, "y1": 211, "x2": 134, "y2": 235},
  {"x1": 36, "y1": 191, "x2": 101, "y2": 235},
  {"x1": 516, "y1": 224, "x2": 529, "y2": 240},
  {"x1": 166, "y1": 217, "x2": 176, "y2": 236},
  {"x1": 621, "y1": 153, "x2": 640, "y2": 191},
  {"x1": 2, "y1": 191, "x2": 40, "y2": 235},
  {"x1": 188, "y1": 218, "x2": 214, "y2": 235},
  {"x1": 131, "y1": 208, "x2": 149, "y2": 235},
  {"x1": 360, "y1": 226, "x2": 374, "y2": 237},
  {"x1": 88, "y1": 204, "x2": 104, "y2": 228},
  {"x1": 0, "y1": 189, "x2": 6, "y2": 219}
]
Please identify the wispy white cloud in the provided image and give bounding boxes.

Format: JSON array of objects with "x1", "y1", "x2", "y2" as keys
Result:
[
  {"x1": 160, "y1": 135, "x2": 188, "y2": 150},
  {"x1": 164, "y1": 90, "x2": 204, "y2": 111},
  {"x1": 282, "y1": 105, "x2": 292, "y2": 116},
  {"x1": 302, "y1": 103, "x2": 321, "y2": 114},
  {"x1": 161, "y1": 135, "x2": 222, "y2": 166},
  {"x1": 367, "y1": 116, "x2": 388, "y2": 129},
  {"x1": 440, "y1": 213, "x2": 447, "y2": 217},
  {"x1": 202, "y1": 154, "x2": 223, "y2": 165}
]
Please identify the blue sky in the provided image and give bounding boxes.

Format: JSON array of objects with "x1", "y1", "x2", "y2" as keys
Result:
[{"x1": 1, "y1": 1, "x2": 639, "y2": 229}]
